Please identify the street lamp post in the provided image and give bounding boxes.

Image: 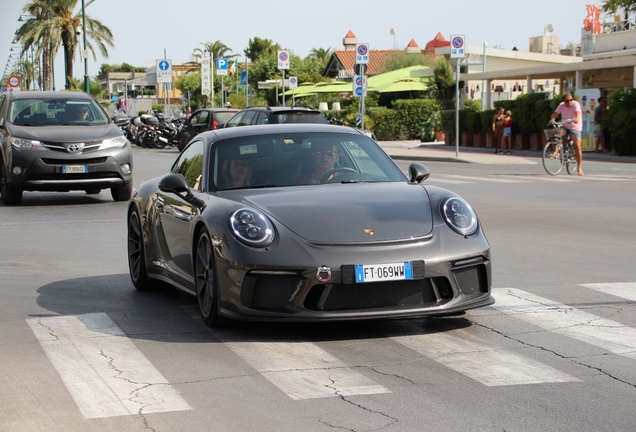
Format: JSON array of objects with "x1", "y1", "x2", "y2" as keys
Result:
[{"x1": 82, "y1": 0, "x2": 90, "y2": 93}]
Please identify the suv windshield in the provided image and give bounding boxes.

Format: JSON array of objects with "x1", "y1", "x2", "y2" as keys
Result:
[
  {"x1": 274, "y1": 111, "x2": 327, "y2": 124},
  {"x1": 10, "y1": 98, "x2": 109, "y2": 126}
]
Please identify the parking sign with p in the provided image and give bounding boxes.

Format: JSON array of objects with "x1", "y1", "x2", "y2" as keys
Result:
[{"x1": 216, "y1": 58, "x2": 228, "y2": 76}]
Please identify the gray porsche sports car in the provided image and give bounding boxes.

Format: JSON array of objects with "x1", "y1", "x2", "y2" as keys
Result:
[{"x1": 127, "y1": 123, "x2": 493, "y2": 327}]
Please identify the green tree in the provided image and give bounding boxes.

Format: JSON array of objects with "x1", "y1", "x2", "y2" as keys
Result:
[
  {"x1": 602, "y1": 0, "x2": 636, "y2": 22},
  {"x1": 191, "y1": 40, "x2": 234, "y2": 63},
  {"x1": 308, "y1": 47, "x2": 333, "y2": 63},
  {"x1": 381, "y1": 52, "x2": 434, "y2": 73},
  {"x1": 244, "y1": 37, "x2": 280, "y2": 61},
  {"x1": 18, "y1": 0, "x2": 115, "y2": 90},
  {"x1": 428, "y1": 57, "x2": 455, "y2": 109}
]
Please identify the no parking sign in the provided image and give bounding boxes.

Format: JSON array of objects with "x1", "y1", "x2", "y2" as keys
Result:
[
  {"x1": 355, "y1": 43, "x2": 369, "y2": 64},
  {"x1": 278, "y1": 50, "x2": 290, "y2": 69},
  {"x1": 450, "y1": 35, "x2": 466, "y2": 58},
  {"x1": 289, "y1": 76, "x2": 298, "y2": 89}
]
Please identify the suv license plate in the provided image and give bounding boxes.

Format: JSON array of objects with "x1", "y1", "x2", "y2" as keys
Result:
[
  {"x1": 62, "y1": 165, "x2": 87, "y2": 174},
  {"x1": 354, "y1": 262, "x2": 413, "y2": 283}
]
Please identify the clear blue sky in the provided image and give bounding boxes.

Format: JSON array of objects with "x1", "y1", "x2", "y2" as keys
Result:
[{"x1": 2, "y1": 0, "x2": 596, "y2": 90}]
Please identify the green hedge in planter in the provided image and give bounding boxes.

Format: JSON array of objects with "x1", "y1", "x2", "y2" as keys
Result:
[
  {"x1": 606, "y1": 88, "x2": 636, "y2": 156},
  {"x1": 514, "y1": 92, "x2": 550, "y2": 134},
  {"x1": 466, "y1": 111, "x2": 482, "y2": 133},
  {"x1": 368, "y1": 108, "x2": 401, "y2": 139},
  {"x1": 391, "y1": 99, "x2": 439, "y2": 139}
]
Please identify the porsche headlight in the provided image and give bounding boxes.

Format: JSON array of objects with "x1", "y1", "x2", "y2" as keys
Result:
[
  {"x1": 10, "y1": 137, "x2": 46, "y2": 150},
  {"x1": 100, "y1": 136, "x2": 128, "y2": 149},
  {"x1": 229, "y1": 208, "x2": 274, "y2": 247},
  {"x1": 442, "y1": 197, "x2": 478, "y2": 236}
]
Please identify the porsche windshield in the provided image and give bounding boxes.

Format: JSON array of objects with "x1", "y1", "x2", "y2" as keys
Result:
[
  {"x1": 10, "y1": 98, "x2": 110, "y2": 126},
  {"x1": 212, "y1": 132, "x2": 405, "y2": 190}
]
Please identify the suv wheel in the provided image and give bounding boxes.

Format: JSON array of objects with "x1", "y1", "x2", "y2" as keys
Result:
[
  {"x1": 111, "y1": 182, "x2": 133, "y2": 202},
  {"x1": 1, "y1": 161, "x2": 23, "y2": 206}
]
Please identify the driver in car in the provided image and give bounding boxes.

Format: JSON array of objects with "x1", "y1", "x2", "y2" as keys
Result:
[{"x1": 296, "y1": 142, "x2": 340, "y2": 184}]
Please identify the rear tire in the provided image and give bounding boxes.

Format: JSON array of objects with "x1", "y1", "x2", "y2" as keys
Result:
[
  {"x1": 542, "y1": 140, "x2": 564, "y2": 176},
  {"x1": 111, "y1": 182, "x2": 133, "y2": 202},
  {"x1": 127, "y1": 208, "x2": 154, "y2": 290},
  {"x1": 1, "y1": 161, "x2": 23, "y2": 205}
]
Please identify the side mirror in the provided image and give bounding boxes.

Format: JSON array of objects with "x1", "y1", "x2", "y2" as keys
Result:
[
  {"x1": 408, "y1": 163, "x2": 430, "y2": 183},
  {"x1": 158, "y1": 173, "x2": 189, "y2": 194},
  {"x1": 216, "y1": 124, "x2": 225, "y2": 129}
]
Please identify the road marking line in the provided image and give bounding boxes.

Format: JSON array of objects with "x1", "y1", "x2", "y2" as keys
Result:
[
  {"x1": 27, "y1": 313, "x2": 192, "y2": 419},
  {"x1": 491, "y1": 288, "x2": 636, "y2": 358},
  {"x1": 387, "y1": 323, "x2": 577, "y2": 386},
  {"x1": 182, "y1": 307, "x2": 390, "y2": 400},
  {"x1": 580, "y1": 282, "x2": 636, "y2": 302}
]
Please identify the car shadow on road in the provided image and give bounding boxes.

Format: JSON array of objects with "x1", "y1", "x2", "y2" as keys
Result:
[{"x1": 33, "y1": 273, "x2": 474, "y2": 344}]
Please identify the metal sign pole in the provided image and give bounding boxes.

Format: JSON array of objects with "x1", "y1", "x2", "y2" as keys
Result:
[
  {"x1": 455, "y1": 57, "x2": 460, "y2": 157},
  {"x1": 282, "y1": 69, "x2": 286, "y2": 107}
]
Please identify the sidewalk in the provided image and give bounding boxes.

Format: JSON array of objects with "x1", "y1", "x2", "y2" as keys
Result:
[{"x1": 378, "y1": 140, "x2": 636, "y2": 165}]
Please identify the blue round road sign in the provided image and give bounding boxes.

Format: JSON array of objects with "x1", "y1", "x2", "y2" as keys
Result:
[
  {"x1": 279, "y1": 52, "x2": 288, "y2": 61},
  {"x1": 357, "y1": 45, "x2": 368, "y2": 56},
  {"x1": 158, "y1": 60, "x2": 170, "y2": 71}
]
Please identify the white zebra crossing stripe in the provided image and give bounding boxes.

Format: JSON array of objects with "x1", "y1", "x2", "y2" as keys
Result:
[
  {"x1": 27, "y1": 314, "x2": 192, "y2": 419},
  {"x1": 491, "y1": 288, "x2": 636, "y2": 359},
  {"x1": 218, "y1": 335, "x2": 391, "y2": 400},
  {"x1": 181, "y1": 307, "x2": 390, "y2": 400},
  {"x1": 580, "y1": 282, "x2": 636, "y2": 302},
  {"x1": 388, "y1": 323, "x2": 577, "y2": 386}
]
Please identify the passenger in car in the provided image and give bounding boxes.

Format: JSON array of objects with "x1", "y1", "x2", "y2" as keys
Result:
[{"x1": 220, "y1": 159, "x2": 252, "y2": 189}]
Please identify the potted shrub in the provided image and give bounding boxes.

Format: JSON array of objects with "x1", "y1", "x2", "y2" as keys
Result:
[{"x1": 429, "y1": 111, "x2": 445, "y2": 142}]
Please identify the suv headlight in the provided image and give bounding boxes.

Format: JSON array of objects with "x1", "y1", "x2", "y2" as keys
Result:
[
  {"x1": 442, "y1": 197, "x2": 478, "y2": 236},
  {"x1": 100, "y1": 136, "x2": 128, "y2": 149},
  {"x1": 10, "y1": 137, "x2": 46, "y2": 150},
  {"x1": 229, "y1": 208, "x2": 275, "y2": 247}
]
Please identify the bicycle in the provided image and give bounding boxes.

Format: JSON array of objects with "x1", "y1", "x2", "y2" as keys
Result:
[{"x1": 542, "y1": 121, "x2": 578, "y2": 176}]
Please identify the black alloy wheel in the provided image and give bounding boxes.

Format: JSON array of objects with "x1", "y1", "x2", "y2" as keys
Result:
[
  {"x1": 127, "y1": 208, "x2": 153, "y2": 290},
  {"x1": 195, "y1": 228, "x2": 229, "y2": 327}
]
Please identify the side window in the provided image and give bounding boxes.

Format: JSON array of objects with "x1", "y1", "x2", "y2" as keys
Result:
[
  {"x1": 226, "y1": 112, "x2": 243, "y2": 128},
  {"x1": 254, "y1": 112, "x2": 268, "y2": 125},
  {"x1": 195, "y1": 111, "x2": 209, "y2": 125},
  {"x1": 240, "y1": 110, "x2": 257, "y2": 126},
  {"x1": 172, "y1": 140, "x2": 205, "y2": 190}
]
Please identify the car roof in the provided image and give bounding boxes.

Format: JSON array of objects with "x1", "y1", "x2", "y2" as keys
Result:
[
  {"x1": 240, "y1": 106, "x2": 321, "y2": 113},
  {"x1": 5, "y1": 91, "x2": 95, "y2": 101},
  {"x1": 197, "y1": 108, "x2": 239, "y2": 113},
  {"x1": 204, "y1": 123, "x2": 362, "y2": 140}
]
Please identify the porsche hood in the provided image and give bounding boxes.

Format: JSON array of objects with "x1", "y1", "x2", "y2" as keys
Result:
[{"x1": 238, "y1": 182, "x2": 433, "y2": 243}]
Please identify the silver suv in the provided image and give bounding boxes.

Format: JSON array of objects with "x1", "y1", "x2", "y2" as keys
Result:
[{"x1": 0, "y1": 91, "x2": 133, "y2": 205}]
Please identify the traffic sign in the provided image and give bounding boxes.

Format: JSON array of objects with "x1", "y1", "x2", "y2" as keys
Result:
[
  {"x1": 156, "y1": 59, "x2": 173, "y2": 83},
  {"x1": 216, "y1": 58, "x2": 228, "y2": 76},
  {"x1": 356, "y1": 43, "x2": 369, "y2": 64},
  {"x1": 450, "y1": 35, "x2": 466, "y2": 58},
  {"x1": 353, "y1": 74, "x2": 366, "y2": 98},
  {"x1": 8, "y1": 75, "x2": 20, "y2": 87},
  {"x1": 277, "y1": 50, "x2": 290, "y2": 69},
  {"x1": 240, "y1": 71, "x2": 247, "y2": 86},
  {"x1": 289, "y1": 76, "x2": 298, "y2": 89}
]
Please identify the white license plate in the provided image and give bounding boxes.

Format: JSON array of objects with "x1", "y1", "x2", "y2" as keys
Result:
[
  {"x1": 62, "y1": 165, "x2": 87, "y2": 174},
  {"x1": 354, "y1": 262, "x2": 413, "y2": 283}
]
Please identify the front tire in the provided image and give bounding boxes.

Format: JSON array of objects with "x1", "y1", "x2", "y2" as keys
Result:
[
  {"x1": 195, "y1": 228, "x2": 230, "y2": 328},
  {"x1": 542, "y1": 140, "x2": 564, "y2": 176},
  {"x1": 566, "y1": 147, "x2": 578, "y2": 175},
  {"x1": 1, "y1": 160, "x2": 22, "y2": 205},
  {"x1": 111, "y1": 182, "x2": 133, "y2": 202},
  {"x1": 127, "y1": 208, "x2": 153, "y2": 291}
]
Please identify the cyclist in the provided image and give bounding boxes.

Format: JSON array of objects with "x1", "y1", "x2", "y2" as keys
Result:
[{"x1": 550, "y1": 93, "x2": 584, "y2": 176}]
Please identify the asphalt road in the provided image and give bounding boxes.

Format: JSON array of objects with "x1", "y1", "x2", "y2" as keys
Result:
[{"x1": 1, "y1": 146, "x2": 636, "y2": 431}]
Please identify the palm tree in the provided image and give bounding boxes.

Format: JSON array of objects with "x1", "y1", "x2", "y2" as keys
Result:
[
  {"x1": 17, "y1": 0, "x2": 114, "y2": 90},
  {"x1": 308, "y1": 47, "x2": 333, "y2": 63},
  {"x1": 191, "y1": 41, "x2": 233, "y2": 64}
]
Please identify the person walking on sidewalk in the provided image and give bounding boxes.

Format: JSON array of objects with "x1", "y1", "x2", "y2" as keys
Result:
[
  {"x1": 492, "y1": 107, "x2": 505, "y2": 153},
  {"x1": 501, "y1": 110, "x2": 513, "y2": 154},
  {"x1": 550, "y1": 93, "x2": 584, "y2": 176}
]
